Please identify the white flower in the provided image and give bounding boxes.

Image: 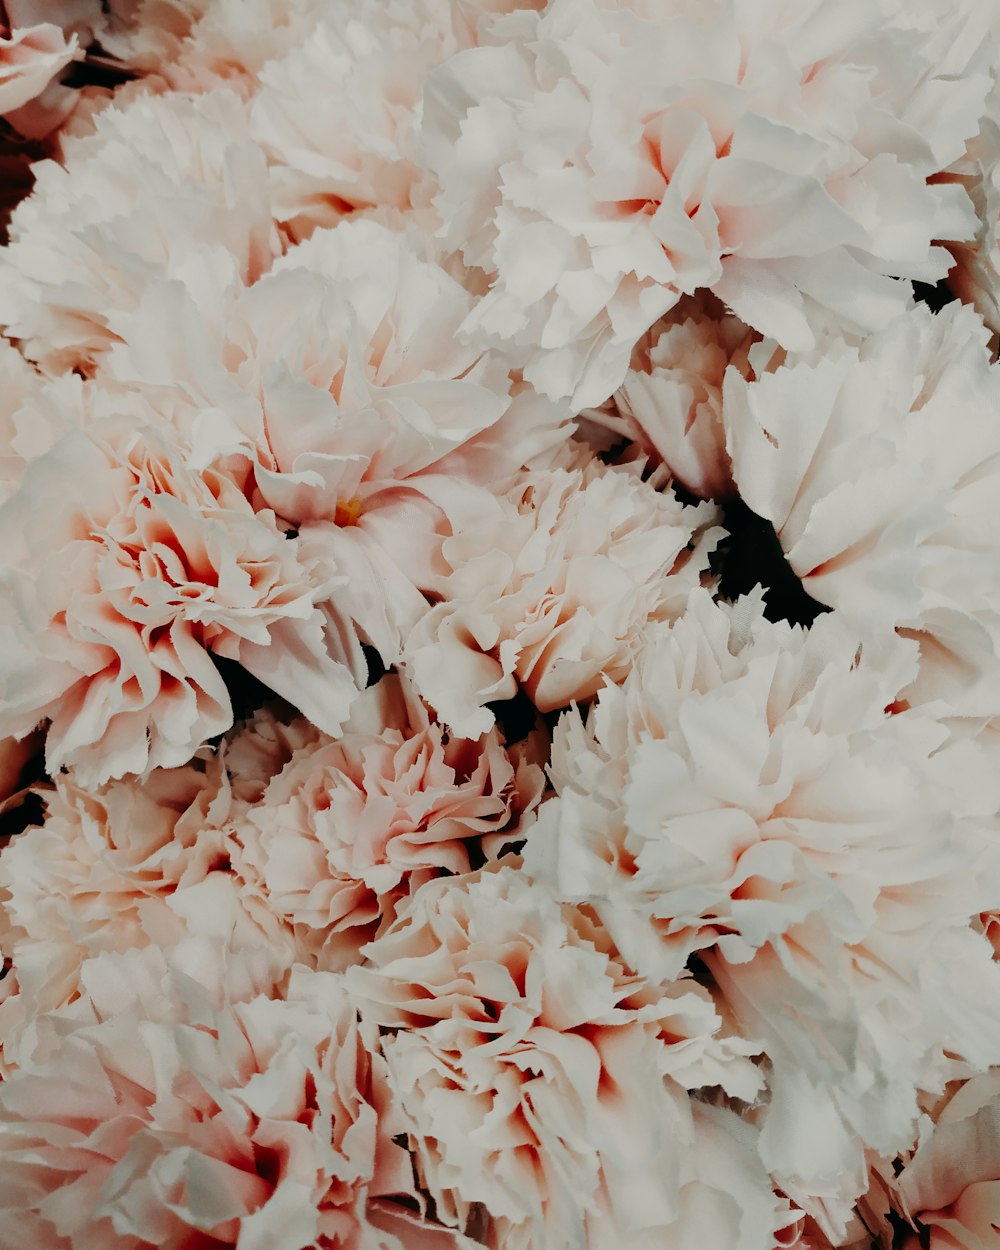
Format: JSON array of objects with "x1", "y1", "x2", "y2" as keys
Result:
[
  {"x1": 405, "y1": 448, "x2": 721, "y2": 736},
  {"x1": 723, "y1": 301, "x2": 1000, "y2": 720},
  {"x1": 524, "y1": 588, "x2": 1000, "y2": 1237},
  {"x1": 420, "y1": 0, "x2": 987, "y2": 407}
]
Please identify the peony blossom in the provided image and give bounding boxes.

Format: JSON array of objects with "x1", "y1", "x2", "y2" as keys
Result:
[
  {"x1": 406, "y1": 446, "x2": 722, "y2": 736},
  {"x1": 350, "y1": 863, "x2": 785, "y2": 1250},
  {"x1": 0, "y1": 89, "x2": 279, "y2": 374},
  {"x1": 421, "y1": 0, "x2": 989, "y2": 407},
  {"x1": 524, "y1": 588, "x2": 1000, "y2": 1237},
  {"x1": 229, "y1": 673, "x2": 545, "y2": 969},
  {"x1": 0, "y1": 415, "x2": 360, "y2": 784},
  {"x1": 723, "y1": 300, "x2": 1000, "y2": 721},
  {"x1": 0, "y1": 943, "x2": 469, "y2": 1250}
]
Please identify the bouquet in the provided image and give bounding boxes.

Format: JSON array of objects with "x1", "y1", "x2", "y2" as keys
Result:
[{"x1": 1, "y1": 2, "x2": 999, "y2": 1247}]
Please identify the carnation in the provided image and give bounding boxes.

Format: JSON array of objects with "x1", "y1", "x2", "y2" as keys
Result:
[
  {"x1": 723, "y1": 300, "x2": 1000, "y2": 720},
  {"x1": 0, "y1": 944, "x2": 463, "y2": 1250},
  {"x1": 0, "y1": 18, "x2": 81, "y2": 137},
  {"x1": 421, "y1": 0, "x2": 988, "y2": 407},
  {"x1": 350, "y1": 864, "x2": 785, "y2": 1250},
  {"x1": 0, "y1": 89, "x2": 279, "y2": 374},
  {"x1": 406, "y1": 448, "x2": 722, "y2": 736},
  {"x1": 228, "y1": 673, "x2": 544, "y2": 970},
  {"x1": 0, "y1": 416, "x2": 359, "y2": 784},
  {"x1": 524, "y1": 588, "x2": 1000, "y2": 1236}
]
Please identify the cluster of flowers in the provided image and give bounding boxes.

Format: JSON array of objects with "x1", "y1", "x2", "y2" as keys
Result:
[{"x1": 2, "y1": 0, "x2": 1000, "y2": 1247}]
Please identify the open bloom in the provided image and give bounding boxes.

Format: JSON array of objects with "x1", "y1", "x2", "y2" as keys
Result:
[
  {"x1": 350, "y1": 864, "x2": 784, "y2": 1250},
  {"x1": 0, "y1": 944, "x2": 469, "y2": 1250},
  {"x1": 0, "y1": 415, "x2": 359, "y2": 784},
  {"x1": 723, "y1": 300, "x2": 1000, "y2": 720},
  {"x1": 229, "y1": 673, "x2": 545, "y2": 969},
  {"x1": 421, "y1": 0, "x2": 987, "y2": 406},
  {"x1": 406, "y1": 447, "x2": 721, "y2": 736},
  {"x1": 524, "y1": 588, "x2": 1000, "y2": 1237},
  {"x1": 0, "y1": 88, "x2": 279, "y2": 374},
  {"x1": 104, "y1": 217, "x2": 566, "y2": 674}
]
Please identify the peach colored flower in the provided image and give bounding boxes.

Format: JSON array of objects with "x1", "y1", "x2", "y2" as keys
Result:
[
  {"x1": 0, "y1": 18, "x2": 80, "y2": 137},
  {"x1": 524, "y1": 588, "x2": 1000, "y2": 1239},
  {"x1": 229, "y1": 673, "x2": 544, "y2": 970},
  {"x1": 406, "y1": 447, "x2": 721, "y2": 736},
  {"x1": 421, "y1": 0, "x2": 988, "y2": 407},
  {"x1": 580, "y1": 293, "x2": 765, "y2": 500},
  {"x1": 350, "y1": 864, "x2": 783, "y2": 1250},
  {"x1": 0, "y1": 944, "x2": 460, "y2": 1250},
  {"x1": 0, "y1": 416, "x2": 359, "y2": 784},
  {"x1": 0, "y1": 752, "x2": 295, "y2": 1071},
  {"x1": 0, "y1": 89, "x2": 279, "y2": 374},
  {"x1": 723, "y1": 301, "x2": 1000, "y2": 723}
]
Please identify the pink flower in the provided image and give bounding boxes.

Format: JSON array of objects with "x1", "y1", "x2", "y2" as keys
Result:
[
  {"x1": 421, "y1": 0, "x2": 987, "y2": 406},
  {"x1": 723, "y1": 301, "x2": 1000, "y2": 722},
  {"x1": 405, "y1": 447, "x2": 721, "y2": 736},
  {"x1": 0, "y1": 944, "x2": 456, "y2": 1250},
  {"x1": 524, "y1": 588, "x2": 1000, "y2": 1238},
  {"x1": 0, "y1": 89, "x2": 279, "y2": 374},
  {"x1": 0, "y1": 751, "x2": 294, "y2": 1071},
  {"x1": 0, "y1": 416, "x2": 359, "y2": 784},
  {"x1": 580, "y1": 293, "x2": 763, "y2": 500},
  {"x1": 0, "y1": 19, "x2": 80, "y2": 137},
  {"x1": 350, "y1": 864, "x2": 784, "y2": 1250},
  {"x1": 229, "y1": 673, "x2": 544, "y2": 970}
]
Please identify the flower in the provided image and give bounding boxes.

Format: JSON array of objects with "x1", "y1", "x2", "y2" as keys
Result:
[
  {"x1": 405, "y1": 447, "x2": 721, "y2": 736},
  {"x1": 523, "y1": 588, "x2": 1000, "y2": 1237},
  {"x1": 0, "y1": 415, "x2": 359, "y2": 784},
  {"x1": 0, "y1": 88, "x2": 279, "y2": 374},
  {"x1": 350, "y1": 864, "x2": 783, "y2": 1250},
  {"x1": 722, "y1": 300, "x2": 1000, "y2": 720},
  {"x1": 420, "y1": 0, "x2": 988, "y2": 407},
  {"x1": 579, "y1": 292, "x2": 764, "y2": 500},
  {"x1": 103, "y1": 217, "x2": 564, "y2": 673},
  {"x1": 0, "y1": 18, "x2": 80, "y2": 137},
  {"x1": 0, "y1": 943, "x2": 457, "y2": 1250},
  {"x1": 229, "y1": 673, "x2": 545, "y2": 969},
  {"x1": 892, "y1": 1070, "x2": 1000, "y2": 1250}
]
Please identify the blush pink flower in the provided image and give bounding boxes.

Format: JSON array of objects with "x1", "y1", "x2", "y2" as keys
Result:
[
  {"x1": 103, "y1": 217, "x2": 566, "y2": 675},
  {"x1": 723, "y1": 301, "x2": 1000, "y2": 722},
  {"x1": 0, "y1": 18, "x2": 80, "y2": 137},
  {"x1": 892, "y1": 1070, "x2": 1000, "y2": 1250},
  {"x1": 524, "y1": 588, "x2": 1000, "y2": 1238},
  {"x1": 421, "y1": 0, "x2": 988, "y2": 407},
  {"x1": 405, "y1": 448, "x2": 722, "y2": 736},
  {"x1": 0, "y1": 89, "x2": 279, "y2": 374},
  {"x1": 0, "y1": 751, "x2": 296, "y2": 1071},
  {"x1": 580, "y1": 293, "x2": 764, "y2": 500},
  {"x1": 0, "y1": 943, "x2": 466, "y2": 1250},
  {"x1": 0, "y1": 416, "x2": 360, "y2": 784},
  {"x1": 350, "y1": 864, "x2": 784, "y2": 1250},
  {"x1": 229, "y1": 673, "x2": 545, "y2": 970}
]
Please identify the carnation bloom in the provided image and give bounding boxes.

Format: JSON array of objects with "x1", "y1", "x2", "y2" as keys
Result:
[
  {"x1": 406, "y1": 447, "x2": 721, "y2": 736},
  {"x1": 350, "y1": 864, "x2": 784, "y2": 1250},
  {"x1": 421, "y1": 0, "x2": 987, "y2": 407},
  {"x1": 523, "y1": 589, "x2": 1000, "y2": 1237},
  {"x1": 0, "y1": 944, "x2": 469, "y2": 1250},
  {"x1": 723, "y1": 300, "x2": 1000, "y2": 719},
  {"x1": 104, "y1": 217, "x2": 565, "y2": 673},
  {"x1": 0, "y1": 415, "x2": 360, "y2": 784},
  {"x1": 0, "y1": 17, "x2": 80, "y2": 137},
  {"x1": 229, "y1": 673, "x2": 545, "y2": 969},
  {"x1": 579, "y1": 293, "x2": 764, "y2": 500},
  {"x1": 0, "y1": 753, "x2": 296, "y2": 1071},
  {"x1": 249, "y1": 0, "x2": 458, "y2": 240},
  {"x1": 0, "y1": 89, "x2": 279, "y2": 374},
  {"x1": 892, "y1": 1070, "x2": 1000, "y2": 1250}
]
